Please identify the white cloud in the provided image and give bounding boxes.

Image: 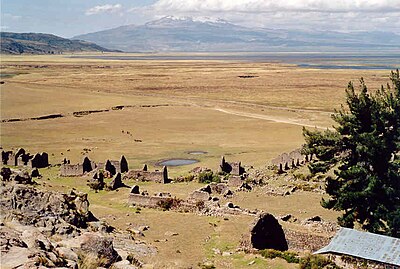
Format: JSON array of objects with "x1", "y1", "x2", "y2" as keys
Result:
[
  {"x1": 85, "y1": 4, "x2": 122, "y2": 16},
  {"x1": 151, "y1": 0, "x2": 400, "y2": 13},
  {"x1": 2, "y1": 13, "x2": 22, "y2": 20},
  {"x1": 134, "y1": 0, "x2": 400, "y2": 32}
]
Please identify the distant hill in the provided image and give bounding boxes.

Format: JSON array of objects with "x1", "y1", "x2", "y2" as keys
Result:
[
  {"x1": 0, "y1": 32, "x2": 116, "y2": 54},
  {"x1": 74, "y1": 16, "x2": 400, "y2": 52}
]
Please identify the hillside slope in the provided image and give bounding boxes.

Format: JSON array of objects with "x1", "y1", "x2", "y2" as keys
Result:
[{"x1": 1, "y1": 32, "x2": 116, "y2": 54}]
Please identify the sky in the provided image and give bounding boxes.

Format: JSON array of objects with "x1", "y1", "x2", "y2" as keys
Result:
[{"x1": 1, "y1": 0, "x2": 400, "y2": 38}]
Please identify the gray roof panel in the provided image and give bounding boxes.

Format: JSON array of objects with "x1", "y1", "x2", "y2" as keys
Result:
[{"x1": 315, "y1": 228, "x2": 400, "y2": 266}]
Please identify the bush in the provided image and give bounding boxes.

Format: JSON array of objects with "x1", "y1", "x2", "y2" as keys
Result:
[
  {"x1": 260, "y1": 249, "x2": 300, "y2": 264},
  {"x1": 174, "y1": 174, "x2": 195, "y2": 182},
  {"x1": 157, "y1": 198, "x2": 182, "y2": 211},
  {"x1": 198, "y1": 171, "x2": 220, "y2": 184},
  {"x1": 299, "y1": 254, "x2": 341, "y2": 269}
]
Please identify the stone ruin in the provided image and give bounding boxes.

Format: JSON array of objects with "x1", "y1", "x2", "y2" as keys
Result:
[
  {"x1": 1, "y1": 148, "x2": 49, "y2": 169},
  {"x1": 188, "y1": 182, "x2": 235, "y2": 203},
  {"x1": 60, "y1": 155, "x2": 129, "y2": 177},
  {"x1": 128, "y1": 185, "x2": 175, "y2": 208},
  {"x1": 124, "y1": 165, "x2": 169, "y2": 184},
  {"x1": 108, "y1": 172, "x2": 125, "y2": 190},
  {"x1": 219, "y1": 156, "x2": 245, "y2": 176},
  {"x1": 241, "y1": 212, "x2": 288, "y2": 251},
  {"x1": 271, "y1": 148, "x2": 314, "y2": 173},
  {"x1": 88, "y1": 171, "x2": 105, "y2": 190}
]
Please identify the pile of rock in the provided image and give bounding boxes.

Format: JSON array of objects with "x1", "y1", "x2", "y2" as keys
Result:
[
  {"x1": 0, "y1": 172, "x2": 156, "y2": 268},
  {"x1": 1, "y1": 167, "x2": 34, "y2": 184}
]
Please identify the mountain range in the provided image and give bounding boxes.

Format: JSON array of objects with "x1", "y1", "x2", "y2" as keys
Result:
[
  {"x1": 74, "y1": 16, "x2": 400, "y2": 52},
  {"x1": 0, "y1": 32, "x2": 115, "y2": 54}
]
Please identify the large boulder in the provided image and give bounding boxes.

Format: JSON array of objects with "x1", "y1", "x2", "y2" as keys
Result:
[
  {"x1": 80, "y1": 233, "x2": 121, "y2": 267},
  {"x1": 244, "y1": 212, "x2": 288, "y2": 251}
]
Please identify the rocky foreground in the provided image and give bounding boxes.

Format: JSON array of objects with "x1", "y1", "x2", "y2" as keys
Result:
[{"x1": 0, "y1": 167, "x2": 155, "y2": 269}]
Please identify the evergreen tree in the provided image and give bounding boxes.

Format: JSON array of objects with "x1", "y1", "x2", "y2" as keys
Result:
[{"x1": 302, "y1": 70, "x2": 400, "y2": 237}]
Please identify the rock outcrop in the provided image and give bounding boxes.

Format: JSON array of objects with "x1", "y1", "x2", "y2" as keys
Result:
[{"x1": 0, "y1": 177, "x2": 155, "y2": 268}]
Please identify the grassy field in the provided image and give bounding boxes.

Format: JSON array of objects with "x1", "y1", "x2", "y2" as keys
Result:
[{"x1": 0, "y1": 54, "x2": 392, "y2": 268}]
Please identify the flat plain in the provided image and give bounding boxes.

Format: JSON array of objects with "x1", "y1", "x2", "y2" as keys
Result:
[{"x1": 0, "y1": 54, "x2": 392, "y2": 268}]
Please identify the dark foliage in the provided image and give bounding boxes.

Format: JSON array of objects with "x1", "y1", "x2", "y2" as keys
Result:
[{"x1": 302, "y1": 70, "x2": 400, "y2": 237}]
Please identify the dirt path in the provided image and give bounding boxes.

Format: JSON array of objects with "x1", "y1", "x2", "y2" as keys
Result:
[{"x1": 214, "y1": 108, "x2": 330, "y2": 129}]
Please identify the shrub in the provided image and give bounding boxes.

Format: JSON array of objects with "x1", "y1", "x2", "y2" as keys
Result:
[
  {"x1": 174, "y1": 174, "x2": 195, "y2": 182},
  {"x1": 299, "y1": 254, "x2": 341, "y2": 269},
  {"x1": 198, "y1": 171, "x2": 220, "y2": 184},
  {"x1": 260, "y1": 249, "x2": 300, "y2": 264},
  {"x1": 157, "y1": 198, "x2": 182, "y2": 211},
  {"x1": 78, "y1": 252, "x2": 109, "y2": 269}
]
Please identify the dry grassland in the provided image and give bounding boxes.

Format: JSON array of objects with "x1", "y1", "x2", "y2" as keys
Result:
[{"x1": 0, "y1": 54, "x2": 391, "y2": 268}]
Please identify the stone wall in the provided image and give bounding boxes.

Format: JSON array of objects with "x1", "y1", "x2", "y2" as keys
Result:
[
  {"x1": 1, "y1": 148, "x2": 49, "y2": 169},
  {"x1": 219, "y1": 156, "x2": 245, "y2": 176},
  {"x1": 29, "y1": 152, "x2": 49, "y2": 168},
  {"x1": 60, "y1": 164, "x2": 84, "y2": 177},
  {"x1": 128, "y1": 194, "x2": 171, "y2": 208},
  {"x1": 271, "y1": 148, "x2": 313, "y2": 172},
  {"x1": 124, "y1": 166, "x2": 168, "y2": 184}
]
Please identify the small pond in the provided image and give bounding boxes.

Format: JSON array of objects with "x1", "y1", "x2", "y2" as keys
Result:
[{"x1": 156, "y1": 159, "x2": 199, "y2": 167}]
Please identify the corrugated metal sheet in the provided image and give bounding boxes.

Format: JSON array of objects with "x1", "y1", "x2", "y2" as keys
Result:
[{"x1": 315, "y1": 227, "x2": 400, "y2": 266}]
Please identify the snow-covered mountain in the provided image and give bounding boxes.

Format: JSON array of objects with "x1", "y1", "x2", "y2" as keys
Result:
[{"x1": 74, "y1": 16, "x2": 400, "y2": 52}]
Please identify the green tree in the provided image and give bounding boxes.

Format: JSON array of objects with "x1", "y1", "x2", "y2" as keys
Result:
[{"x1": 302, "y1": 70, "x2": 400, "y2": 237}]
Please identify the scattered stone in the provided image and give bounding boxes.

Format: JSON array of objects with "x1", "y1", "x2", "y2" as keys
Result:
[
  {"x1": 222, "y1": 251, "x2": 232, "y2": 256},
  {"x1": 226, "y1": 202, "x2": 234, "y2": 208},
  {"x1": 112, "y1": 260, "x2": 138, "y2": 269},
  {"x1": 130, "y1": 185, "x2": 140, "y2": 194},
  {"x1": 212, "y1": 248, "x2": 221, "y2": 255},
  {"x1": 164, "y1": 231, "x2": 179, "y2": 237},
  {"x1": 223, "y1": 189, "x2": 234, "y2": 197},
  {"x1": 138, "y1": 225, "x2": 149, "y2": 232},
  {"x1": 307, "y1": 216, "x2": 322, "y2": 222},
  {"x1": 239, "y1": 182, "x2": 252, "y2": 191},
  {"x1": 280, "y1": 214, "x2": 298, "y2": 223}
]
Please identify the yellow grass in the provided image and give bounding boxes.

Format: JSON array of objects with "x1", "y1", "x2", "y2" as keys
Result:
[{"x1": 0, "y1": 54, "x2": 390, "y2": 268}]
